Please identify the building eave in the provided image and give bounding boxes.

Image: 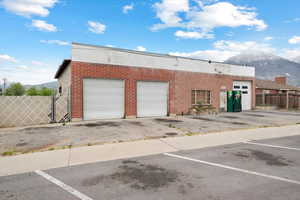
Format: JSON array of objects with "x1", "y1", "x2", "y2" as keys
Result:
[{"x1": 54, "y1": 59, "x2": 71, "y2": 79}]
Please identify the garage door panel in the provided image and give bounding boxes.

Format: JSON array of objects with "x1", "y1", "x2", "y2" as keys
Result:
[
  {"x1": 233, "y1": 81, "x2": 252, "y2": 111},
  {"x1": 137, "y1": 82, "x2": 168, "y2": 117},
  {"x1": 83, "y1": 79, "x2": 124, "y2": 120}
]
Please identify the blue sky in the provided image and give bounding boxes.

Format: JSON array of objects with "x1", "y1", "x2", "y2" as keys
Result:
[{"x1": 0, "y1": 0, "x2": 300, "y2": 84}]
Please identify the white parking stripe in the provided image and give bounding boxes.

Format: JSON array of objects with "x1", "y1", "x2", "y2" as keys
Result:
[
  {"x1": 164, "y1": 153, "x2": 300, "y2": 185},
  {"x1": 35, "y1": 170, "x2": 94, "y2": 200},
  {"x1": 244, "y1": 141, "x2": 300, "y2": 151}
]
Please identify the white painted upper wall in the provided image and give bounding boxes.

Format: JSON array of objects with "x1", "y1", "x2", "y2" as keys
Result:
[{"x1": 72, "y1": 43, "x2": 255, "y2": 77}]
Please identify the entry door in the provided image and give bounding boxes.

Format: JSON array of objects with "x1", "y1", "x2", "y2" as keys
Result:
[
  {"x1": 233, "y1": 81, "x2": 252, "y2": 110},
  {"x1": 137, "y1": 81, "x2": 168, "y2": 117},
  {"x1": 83, "y1": 79, "x2": 124, "y2": 120},
  {"x1": 219, "y1": 91, "x2": 227, "y2": 112}
]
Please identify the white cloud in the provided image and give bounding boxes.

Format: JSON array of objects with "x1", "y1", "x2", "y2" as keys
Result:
[
  {"x1": 1, "y1": 65, "x2": 57, "y2": 84},
  {"x1": 136, "y1": 46, "x2": 146, "y2": 51},
  {"x1": 152, "y1": 0, "x2": 189, "y2": 30},
  {"x1": 264, "y1": 36, "x2": 273, "y2": 41},
  {"x1": 31, "y1": 60, "x2": 46, "y2": 66},
  {"x1": 40, "y1": 40, "x2": 69, "y2": 46},
  {"x1": 0, "y1": 54, "x2": 17, "y2": 63},
  {"x1": 213, "y1": 40, "x2": 274, "y2": 53},
  {"x1": 18, "y1": 65, "x2": 28, "y2": 69},
  {"x1": 123, "y1": 3, "x2": 134, "y2": 14},
  {"x1": 279, "y1": 49, "x2": 300, "y2": 60},
  {"x1": 31, "y1": 20, "x2": 57, "y2": 32},
  {"x1": 88, "y1": 21, "x2": 106, "y2": 34},
  {"x1": 105, "y1": 45, "x2": 115, "y2": 48},
  {"x1": 169, "y1": 40, "x2": 274, "y2": 62},
  {"x1": 152, "y1": 0, "x2": 267, "y2": 39},
  {"x1": 284, "y1": 18, "x2": 300, "y2": 23},
  {"x1": 288, "y1": 36, "x2": 300, "y2": 44},
  {"x1": 175, "y1": 30, "x2": 213, "y2": 39},
  {"x1": 225, "y1": 31, "x2": 234, "y2": 37},
  {"x1": 187, "y1": 2, "x2": 267, "y2": 31},
  {"x1": 1, "y1": 0, "x2": 58, "y2": 17},
  {"x1": 169, "y1": 50, "x2": 236, "y2": 62}
]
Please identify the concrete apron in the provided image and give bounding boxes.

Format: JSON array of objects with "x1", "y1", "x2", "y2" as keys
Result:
[{"x1": 1, "y1": 124, "x2": 300, "y2": 177}]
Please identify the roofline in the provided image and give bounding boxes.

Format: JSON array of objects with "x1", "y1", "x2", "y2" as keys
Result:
[
  {"x1": 256, "y1": 78, "x2": 300, "y2": 91},
  {"x1": 54, "y1": 59, "x2": 71, "y2": 79},
  {"x1": 256, "y1": 87, "x2": 293, "y2": 91},
  {"x1": 256, "y1": 86, "x2": 300, "y2": 91},
  {"x1": 72, "y1": 42, "x2": 255, "y2": 68}
]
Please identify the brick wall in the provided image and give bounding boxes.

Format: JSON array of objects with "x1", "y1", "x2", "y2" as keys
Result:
[
  {"x1": 71, "y1": 61, "x2": 175, "y2": 119},
  {"x1": 174, "y1": 72, "x2": 256, "y2": 114},
  {"x1": 275, "y1": 76, "x2": 287, "y2": 85},
  {"x1": 71, "y1": 61, "x2": 255, "y2": 119}
]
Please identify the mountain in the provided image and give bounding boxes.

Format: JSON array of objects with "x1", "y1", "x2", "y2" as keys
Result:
[
  {"x1": 225, "y1": 52, "x2": 300, "y2": 87},
  {"x1": 24, "y1": 81, "x2": 58, "y2": 89},
  {"x1": 293, "y1": 56, "x2": 300, "y2": 64}
]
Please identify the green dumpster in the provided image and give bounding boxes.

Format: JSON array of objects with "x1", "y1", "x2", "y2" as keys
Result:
[
  {"x1": 233, "y1": 90, "x2": 242, "y2": 112},
  {"x1": 227, "y1": 91, "x2": 234, "y2": 112}
]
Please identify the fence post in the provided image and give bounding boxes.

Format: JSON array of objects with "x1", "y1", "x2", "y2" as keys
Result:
[
  {"x1": 286, "y1": 91, "x2": 289, "y2": 110},
  {"x1": 50, "y1": 95, "x2": 56, "y2": 123}
]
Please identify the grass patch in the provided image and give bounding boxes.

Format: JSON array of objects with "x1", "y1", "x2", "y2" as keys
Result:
[
  {"x1": 168, "y1": 124, "x2": 176, "y2": 128},
  {"x1": 185, "y1": 132, "x2": 201, "y2": 136},
  {"x1": 2, "y1": 151, "x2": 16, "y2": 156}
]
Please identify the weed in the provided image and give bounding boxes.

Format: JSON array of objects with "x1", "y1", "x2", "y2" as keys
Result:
[
  {"x1": 185, "y1": 132, "x2": 200, "y2": 136},
  {"x1": 2, "y1": 151, "x2": 16, "y2": 156},
  {"x1": 168, "y1": 124, "x2": 176, "y2": 128}
]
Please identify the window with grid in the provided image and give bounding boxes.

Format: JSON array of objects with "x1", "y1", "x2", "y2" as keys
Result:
[{"x1": 191, "y1": 90, "x2": 211, "y2": 105}]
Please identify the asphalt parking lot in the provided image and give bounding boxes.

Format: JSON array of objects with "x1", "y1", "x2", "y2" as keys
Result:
[
  {"x1": 1, "y1": 134, "x2": 300, "y2": 200},
  {"x1": 1, "y1": 110, "x2": 300, "y2": 156}
]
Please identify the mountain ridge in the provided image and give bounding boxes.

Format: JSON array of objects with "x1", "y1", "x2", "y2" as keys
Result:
[{"x1": 225, "y1": 52, "x2": 300, "y2": 87}]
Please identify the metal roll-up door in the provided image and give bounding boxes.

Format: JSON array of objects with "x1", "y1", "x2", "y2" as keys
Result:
[
  {"x1": 137, "y1": 81, "x2": 168, "y2": 117},
  {"x1": 83, "y1": 79, "x2": 124, "y2": 120}
]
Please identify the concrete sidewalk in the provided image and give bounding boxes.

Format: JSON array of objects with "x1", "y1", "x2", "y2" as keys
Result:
[{"x1": 1, "y1": 124, "x2": 300, "y2": 177}]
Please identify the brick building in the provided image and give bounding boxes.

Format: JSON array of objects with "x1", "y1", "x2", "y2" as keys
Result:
[
  {"x1": 256, "y1": 76, "x2": 300, "y2": 95},
  {"x1": 55, "y1": 43, "x2": 255, "y2": 121}
]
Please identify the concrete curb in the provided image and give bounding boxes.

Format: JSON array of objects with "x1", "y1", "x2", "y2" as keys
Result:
[{"x1": 1, "y1": 124, "x2": 300, "y2": 177}]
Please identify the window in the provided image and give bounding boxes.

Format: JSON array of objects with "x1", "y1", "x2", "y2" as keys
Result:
[
  {"x1": 191, "y1": 90, "x2": 211, "y2": 105},
  {"x1": 58, "y1": 86, "x2": 62, "y2": 95},
  {"x1": 242, "y1": 86, "x2": 248, "y2": 89},
  {"x1": 242, "y1": 91, "x2": 248, "y2": 94},
  {"x1": 234, "y1": 85, "x2": 240, "y2": 89}
]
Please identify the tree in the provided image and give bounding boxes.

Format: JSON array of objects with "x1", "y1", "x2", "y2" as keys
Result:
[
  {"x1": 4, "y1": 83, "x2": 25, "y2": 96},
  {"x1": 26, "y1": 87, "x2": 39, "y2": 96},
  {"x1": 38, "y1": 87, "x2": 55, "y2": 96}
]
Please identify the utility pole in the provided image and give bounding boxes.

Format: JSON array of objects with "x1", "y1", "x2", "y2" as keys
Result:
[{"x1": 2, "y1": 78, "x2": 7, "y2": 96}]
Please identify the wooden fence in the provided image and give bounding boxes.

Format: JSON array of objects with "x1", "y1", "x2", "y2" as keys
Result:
[{"x1": 256, "y1": 93, "x2": 300, "y2": 109}]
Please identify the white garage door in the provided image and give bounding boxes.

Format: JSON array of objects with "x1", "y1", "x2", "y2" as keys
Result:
[
  {"x1": 137, "y1": 81, "x2": 168, "y2": 117},
  {"x1": 83, "y1": 79, "x2": 124, "y2": 120},
  {"x1": 233, "y1": 81, "x2": 252, "y2": 111}
]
